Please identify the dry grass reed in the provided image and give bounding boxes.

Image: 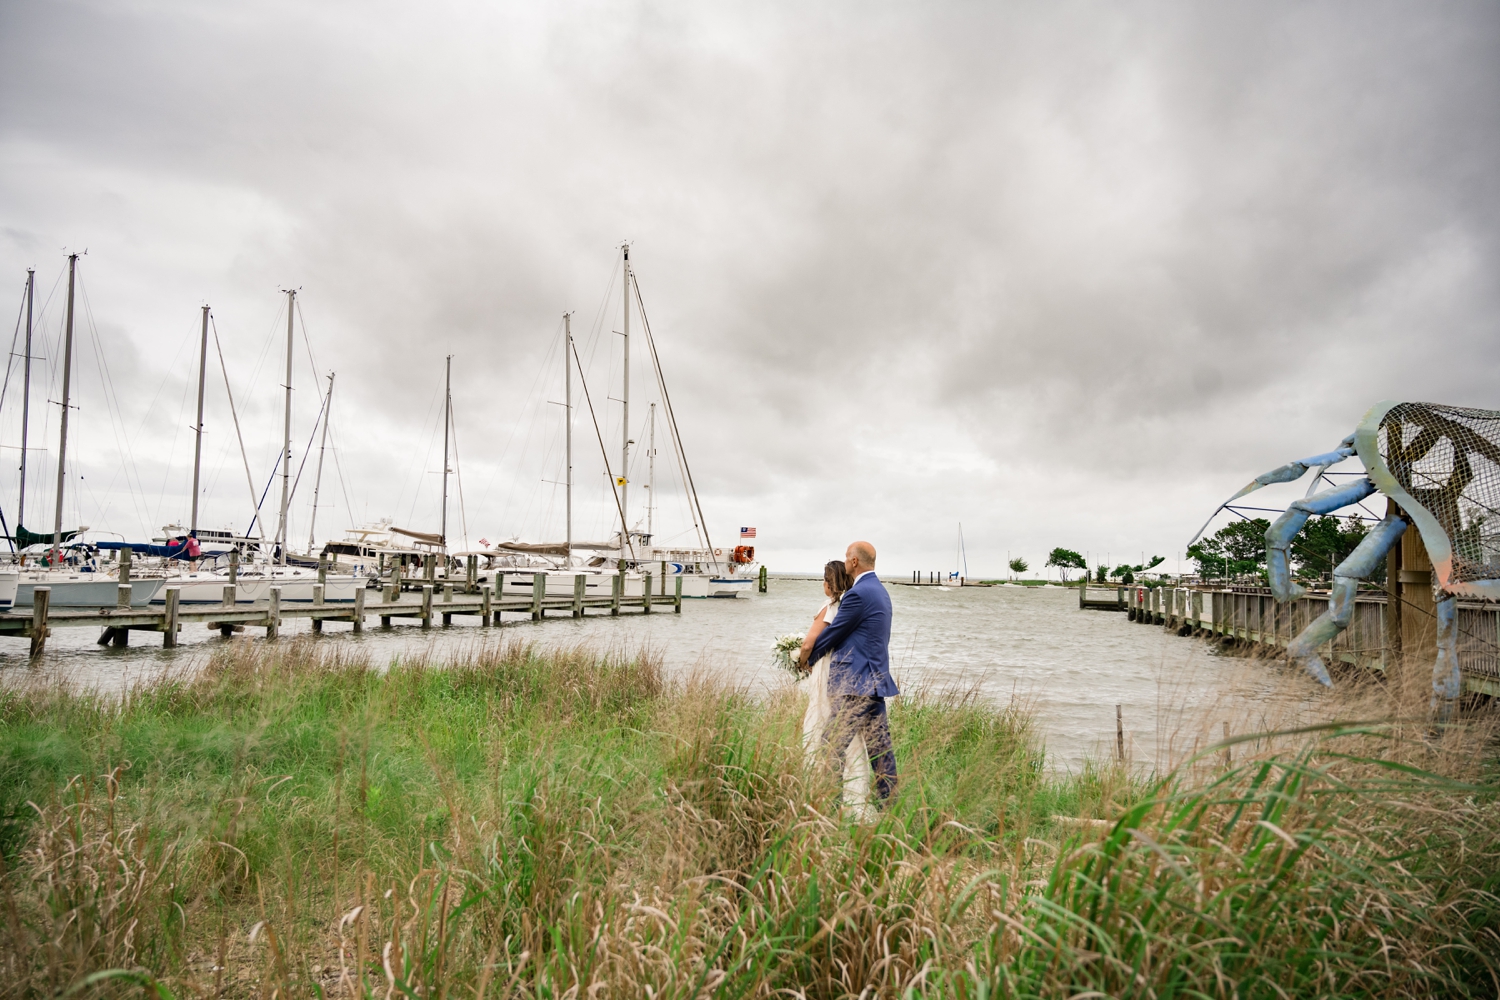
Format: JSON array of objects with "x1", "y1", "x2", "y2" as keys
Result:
[{"x1": 0, "y1": 637, "x2": 1494, "y2": 998}]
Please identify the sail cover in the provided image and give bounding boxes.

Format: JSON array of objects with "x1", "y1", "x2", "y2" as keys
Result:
[{"x1": 12, "y1": 524, "x2": 80, "y2": 549}]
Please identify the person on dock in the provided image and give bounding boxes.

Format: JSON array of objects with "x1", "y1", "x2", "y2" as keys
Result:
[{"x1": 801, "y1": 540, "x2": 898, "y2": 805}]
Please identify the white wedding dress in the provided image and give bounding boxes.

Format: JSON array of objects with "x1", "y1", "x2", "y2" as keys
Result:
[{"x1": 801, "y1": 595, "x2": 873, "y2": 817}]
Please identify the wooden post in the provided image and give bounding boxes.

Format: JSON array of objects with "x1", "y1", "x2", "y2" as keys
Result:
[
  {"x1": 421, "y1": 583, "x2": 433, "y2": 628},
  {"x1": 116, "y1": 582, "x2": 131, "y2": 609},
  {"x1": 442, "y1": 580, "x2": 452, "y2": 625},
  {"x1": 223, "y1": 583, "x2": 236, "y2": 608},
  {"x1": 29, "y1": 586, "x2": 49, "y2": 657},
  {"x1": 491, "y1": 575, "x2": 503, "y2": 625},
  {"x1": 660, "y1": 560, "x2": 667, "y2": 595},
  {"x1": 573, "y1": 573, "x2": 585, "y2": 618},
  {"x1": 642, "y1": 572, "x2": 652, "y2": 614},
  {"x1": 352, "y1": 586, "x2": 365, "y2": 633},
  {"x1": 612, "y1": 571, "x2": 621, "y2": 616},
  {"x1": 318, "y1": 552, "x2": 328, "y2": 585},
  {"x1": 424, "y1": 553, "x2": 435, "y2": 582},
  {"x1": 119, "y1": 545, "x2": 132, "y2": 585},
  {"x1": 1116, "y1": 586, "x2": 1124, "y2": 611},
  {"x1": 163, "y1": 588, "x2": 180, "y2": 648},
  {"x1": 1385, "y1": 497, "x2": 1403, "y2": 672},
  {"x1": 1116, "y1": 704, "x2": 1125, "y2": 762},
  {"x1": 467, "y1": 554, "x2": 477, "y2": 593},
  {"x1": 228, "y1": 547, "x2": 239, "y2": 585},
  {"x1": 111, "y1": 624, "x2": 129, "y2": 647},
  {"x1": 531, "y1": 573, "x2": 545, "y2": 621},
  {"x1": 267, "y1": 586, "x2": 281, "y2": 640},
  {"x1": 759, "y1": 565, "x2": 767, "y2": 594},
  {"x1": 311, "y1": 583, "x2": 324, "y2": 632},
  {"x1": 675, "y1": 574, "x2": 682, "y2": 613},
  {"x1": 481, "y1": 584, "x2": 492, "y2": 625}
]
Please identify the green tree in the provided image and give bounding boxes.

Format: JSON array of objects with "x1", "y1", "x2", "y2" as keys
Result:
[
  {"x1": 1292, "y1": 515, "x2": 1371, "y2": 580},
  {"x1": 1008, "y1": 557, "x2": 1028, "y2": 580},
  {"x1": 1044, "y1": 547, "x2": 1087, "y2": 582}
]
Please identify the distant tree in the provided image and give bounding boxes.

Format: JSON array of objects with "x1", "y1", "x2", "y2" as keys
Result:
[
  {"x1": 1008, "y1": 557, "x2": 1028, "y2": 580},
  {"x1": 1045, "y1": 547, "x2": 1087, "y2": 582},
  {"x1": 1292, "y1": 515, "x2": 1371, "y2": 580},
  {"x1": 1095, "y1": 565, "x2": 1107, "y2": 583},
  {"x1": 1109, "y1": 555, "x2": 1165, "y2": 580}
]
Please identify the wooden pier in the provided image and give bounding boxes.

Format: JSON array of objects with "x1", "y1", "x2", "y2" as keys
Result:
[
  {"x1": 1078, "y1": 585, "x2": 1127, "y2": 611},
  {"x1": 1121, "y1": 584, "x2": 1500, "y2": 698},
  {"x1": 7, "y1": 572, "x2": 683, "y2": 657}
]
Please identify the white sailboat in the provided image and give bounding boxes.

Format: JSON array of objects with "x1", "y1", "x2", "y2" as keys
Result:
[{"x1": 11, "y1": 254, "x2": 152, "y2": 608}]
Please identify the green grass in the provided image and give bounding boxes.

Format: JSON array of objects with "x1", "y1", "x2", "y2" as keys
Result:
[{"x1": 0, "y1": 638, "x2": 1496, "y2": 998}]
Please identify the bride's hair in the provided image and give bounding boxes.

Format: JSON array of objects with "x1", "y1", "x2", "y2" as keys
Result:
[{"x1": 824, "y1": 559, "x2": 853, "y2": 598}]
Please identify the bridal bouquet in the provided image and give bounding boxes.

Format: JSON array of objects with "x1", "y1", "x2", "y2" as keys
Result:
[{"x1": 772, "y1": 634, "x2": 806, "y2": 678}]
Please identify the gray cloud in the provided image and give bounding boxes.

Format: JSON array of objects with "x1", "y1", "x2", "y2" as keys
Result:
[{"x1": 1, "y1": 0, "x2": 1497, "y2": 575}]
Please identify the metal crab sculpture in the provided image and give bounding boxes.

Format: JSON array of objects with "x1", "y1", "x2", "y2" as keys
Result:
[{"x1": 1191, "y1": 401, "x2": 1500, "y2": 717}]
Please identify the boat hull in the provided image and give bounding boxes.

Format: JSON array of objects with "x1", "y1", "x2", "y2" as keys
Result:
[
  {"x1": 152, "y1": 573, "x2": 363, "y2": 604},
  {"x1": 16, "y1": 575, "x2": 164, "y2": 608}
]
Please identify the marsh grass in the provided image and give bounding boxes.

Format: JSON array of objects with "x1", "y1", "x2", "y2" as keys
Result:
[{"x1": 0, "y1": 637, "x2": 1495, "y2": 998}]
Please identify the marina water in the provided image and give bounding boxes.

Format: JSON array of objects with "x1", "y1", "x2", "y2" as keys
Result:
[{"x1": 0, "y1": 578, "x2": 1276, "y2": 769}]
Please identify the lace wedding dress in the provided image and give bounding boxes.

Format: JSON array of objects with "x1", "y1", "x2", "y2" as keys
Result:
[{"x1": 801, "y1": 595, "x2": 872, "y2": 817}]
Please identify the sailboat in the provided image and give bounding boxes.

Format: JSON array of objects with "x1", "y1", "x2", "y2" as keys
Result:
[
  {"x1": 940, "y1": 523, "x2": 968, "y2": 588},
  {"x1": 479, "y1": 246, "x2": 754, "y2": 598},
  {"x1": 106, "y1": 293, "x2": 360, "y2": 605},
  {"x1": 11, "y1": 255, "x2": 160, "y2": 608}
]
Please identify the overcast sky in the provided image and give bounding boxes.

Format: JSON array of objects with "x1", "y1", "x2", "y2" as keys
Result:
[{"x1": 1, "y1": 1, "x2": 1497, "y2": 576}]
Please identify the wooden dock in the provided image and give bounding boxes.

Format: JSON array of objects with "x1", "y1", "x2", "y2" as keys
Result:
[
  {"x1": 1078, "y1": 584, "x2": 1127, "y2": 611},
  {"x1": 7, "y1": 571, "x2": 683, "y2": 657},
  {"x1": 1121, "y1": 584, "x2": 1500, "y2": 698}
]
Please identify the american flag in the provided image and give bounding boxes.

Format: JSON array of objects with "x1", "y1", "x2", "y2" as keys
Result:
[{"x1": 740, "y1": 527, "x2": 757, "y2": 539}]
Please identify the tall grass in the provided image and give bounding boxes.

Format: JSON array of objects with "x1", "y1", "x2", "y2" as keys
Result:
[{"x1": 0, "y1": 638, "x2": 1495, "y2": 998}]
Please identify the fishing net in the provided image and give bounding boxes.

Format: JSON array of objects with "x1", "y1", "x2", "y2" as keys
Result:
[{"x1": 1377, "y1": 402, "x2": 1500, "y2": 584}]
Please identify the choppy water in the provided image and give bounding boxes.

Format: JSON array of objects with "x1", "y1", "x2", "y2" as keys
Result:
[{"x1": 0, "y1": 578, "x2": 1293, "y2": 769}]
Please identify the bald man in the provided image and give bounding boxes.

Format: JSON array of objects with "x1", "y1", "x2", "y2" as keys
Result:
[{"x1": 805, "y1": 540, "x2": 898, "y2": 803}]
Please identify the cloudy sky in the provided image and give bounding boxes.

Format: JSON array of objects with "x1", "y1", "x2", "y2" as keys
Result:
[{"x1": 1, "y1": 1, "x2": 1497, "y2": 576}]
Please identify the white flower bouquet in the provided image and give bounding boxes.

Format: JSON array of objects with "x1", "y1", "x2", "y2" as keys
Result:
[{"x1": 772, "y1": 633, "x2": 806, "y2": 678}]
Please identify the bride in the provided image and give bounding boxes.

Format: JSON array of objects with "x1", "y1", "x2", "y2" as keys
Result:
[{"x1": 797, "y1": 559, "x2": 872, "y2": 814}]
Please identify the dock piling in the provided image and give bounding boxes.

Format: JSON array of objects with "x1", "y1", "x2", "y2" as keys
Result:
[
  {"x1": 116, "y1": 583, "x2": 131, "y2": 609},
  {"x1": 481, "y1": 584, "x2": 492, "y2": 625},
  {"x1": 611, "y1": 572, "x2": 621, "y2": 616},
  {"x1": 312, "y1": 584, "x2": 324, "y2": 632},
  {"x1": 421, "y1": 584, "x2": 433, "y2": 628},
  {"x1": 643, "y1": 572, "x2": 652, "y2": 614},
  {"x1": 163, "y1": 588, "x2": 180, "y2": 648},
  {"x1": 531, "y1": 573, "x2": 545, "y2": 621},
  {"x1": 266, "y1": 586, "x2": 281, "y2": 639},
  {"x1": 759, "y1": 565, "x2": 767, "y2": 593},
  {"x1": 573, "y1": 574, "x2": 585, "y2": 617},
  {"x1": 1115, "y1": 704, "x2": 1125, "y2": 762},
  {"x1": 352, "y1": 586, "x2": 365, "y2": 632},
  {"x1": 29, "y1": 587, "x2": 49, "y2": 657},
  {"x1": 675, "y1": 575, "x2": 682, "y2": 612}
]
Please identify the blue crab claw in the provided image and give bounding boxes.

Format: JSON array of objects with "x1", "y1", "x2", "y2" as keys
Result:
[{"x1": 1187, "y1": 435, "x2": 1356, "y2": 548}]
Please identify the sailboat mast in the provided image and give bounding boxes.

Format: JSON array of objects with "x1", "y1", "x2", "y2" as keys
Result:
[
  {"x1": 620, "y1": 245, "x2": 631, "y2": 547},
  {"x1": 17, "y1": 268, "x2": 33, "y2": 529},
  {"x1": 564, "y1": 314, "x2": 572, "y2": 565},
  {"x1": 277, "y1": 289, "x2": 294, "y2": 565},
  {"x1": 442, "y1": 355, "x2": 451, "y2": 549},
  {"x1": 308, "y1": 373, "x2": 334, "y2": 552},
  {"x1": 190, "y1": 304, "x2": 209, "y2": 535},
  {"x1": 52, "y1": 254, "x2": 78, "y2": 557},
  {"x1": 647, "y1": 402, "x2": 655, "y2": 542}
]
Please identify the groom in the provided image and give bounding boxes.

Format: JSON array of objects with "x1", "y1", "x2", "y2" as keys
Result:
[{"x1": 806, "y1": 540, "x2": 898, "y2": 803}]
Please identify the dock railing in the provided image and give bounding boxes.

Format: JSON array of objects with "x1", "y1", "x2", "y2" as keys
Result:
[{"x1": 1123, "y1": 585, "x2": 1500, "y2": 697}]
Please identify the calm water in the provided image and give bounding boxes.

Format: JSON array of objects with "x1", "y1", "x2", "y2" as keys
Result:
[{"x1": 0, "y1": 578, "x2": 1287, "y2": 769}]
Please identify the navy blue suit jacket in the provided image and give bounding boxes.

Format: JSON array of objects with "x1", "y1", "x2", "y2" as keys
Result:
[{"x1": 808, "y1": 572, "x2": 898, "y2": 698}]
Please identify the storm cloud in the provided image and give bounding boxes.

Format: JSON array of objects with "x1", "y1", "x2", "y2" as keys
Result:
[{"x1": 1, "y1": 1, "x2": 1497, "y2": 574}]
